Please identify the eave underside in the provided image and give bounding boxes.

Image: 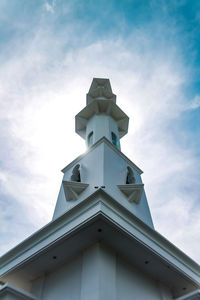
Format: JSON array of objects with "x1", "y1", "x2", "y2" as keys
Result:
[{"x1": 0, "y1": 191, "x2": 199, "y2": 298}]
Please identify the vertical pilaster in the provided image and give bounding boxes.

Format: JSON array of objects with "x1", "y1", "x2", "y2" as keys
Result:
[{"x1": 80, "y1": 243, "x2": 116, "y2": 300}]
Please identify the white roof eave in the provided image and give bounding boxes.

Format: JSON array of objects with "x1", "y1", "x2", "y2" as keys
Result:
[
  {"x1": 75, "y1": 100, "x2": 129, "y2": 138},
  {"x1": 0, "y1": 189, "x2": 199, "y2": 293}
]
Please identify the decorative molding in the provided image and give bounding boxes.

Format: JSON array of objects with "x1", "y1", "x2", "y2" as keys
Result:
[
  {"x1": 75, "y1": 100, "x2": 129, "y2": 139},
  {"x1": 117, "y1": 184, "x2": 144, "y2": 204},
  {"x1": 86, "y1": 78, "x2": 116, "y2": 105},
  {"x1": 0, "y1": 283, "x2": 38, "y2": 299},
  {"x1": 63, "y1": 181, "x2": 89, "y2": 201},
  {"x1": 175, "y1": 289, "x2": 200, "y2": 300}
]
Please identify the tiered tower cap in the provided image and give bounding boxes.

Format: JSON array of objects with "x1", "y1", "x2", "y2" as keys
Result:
[
  {"x1": 75, "y1": 78, "x2": 129, "y2": 147},
  {"x1": 86, "y1": 78, "x2": 116, "y2": 104}
]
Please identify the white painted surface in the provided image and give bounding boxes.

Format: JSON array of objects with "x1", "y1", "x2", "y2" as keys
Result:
[
  {"x1": 103, "y1": 141, "x2": 154, "y2": 227},
  {"x1": 1, "y1": 190, "x2": 199, "y2": 295},
  {"x1": 116, "y1": 256, "x2": 165, "y2": 300},
  {"x1": 158, "y1": 282, "x2": 174, "y2": 300},
  {"x1": 53, "y1": 139, "x2": 153, "y2": 228},
  {"x1": 86, "y1": 114, "x2": 120, "y2": 148},
  {"x1": 39, "y1": 255, "x2": 82, "y2": 300},
  {"x1": 53, "y1": 142, "x2": 105, "y2": 219},
  {"x1": 30, "y1": 243, "x2": 173, "y2": 300},
  {"x1": 80, "y1": 243, "x2": 116, "y2": 300},
  {"x1": 175, "y1": 289, "x2": 200, "y2": 300},
  {"x1": 0, "y1": 283, "x2": 37, "y2": 300}
]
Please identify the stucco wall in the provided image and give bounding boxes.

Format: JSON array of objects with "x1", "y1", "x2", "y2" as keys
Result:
[
  {"x1": 53, "y1": 139, "x2": 154, "y2": 228},
  {"x1": 31, "y1": 243, "x2": 172, "y2": 300},
  {"x1": 103, "y1": 142, "x2": 154, "y2": 227},
  {"x1": 116, "y1": 256, "x2": 172, "y2": 300},
  {"x1": 86, "y1": 114, "x2": 120, "y2": 148},
  {"x1": 33, "y1": 254, "x2": 82, "y2": 300}
]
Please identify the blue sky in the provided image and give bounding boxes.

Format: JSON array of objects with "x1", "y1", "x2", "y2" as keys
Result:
[{"x1": 0, "y1": 0, "x2": 200, "y2": 263}]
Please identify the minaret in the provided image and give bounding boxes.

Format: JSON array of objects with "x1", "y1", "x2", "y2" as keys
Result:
[
  {"x1": 53, "y1": 78, "x2": 154, "y2": 228},
  {"x1": 0, "y1": 78, "x2": 199, "y2": 300}
]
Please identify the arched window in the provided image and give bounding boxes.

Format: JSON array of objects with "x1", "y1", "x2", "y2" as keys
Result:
[
  {"x1": 88, "y1": 131, "x2": 93, "y2": 147},
  {"x1": 111, "y1": 132, "x2": 119, "y2": 148}
]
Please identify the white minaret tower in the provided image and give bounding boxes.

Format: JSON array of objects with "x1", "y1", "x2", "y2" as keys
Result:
[
  {"x1": 0, "y1": 78, "x2": 199, "y2": 300},
  {"x1": 53, "y1": 78, "x2": 154, "y2": 228}
]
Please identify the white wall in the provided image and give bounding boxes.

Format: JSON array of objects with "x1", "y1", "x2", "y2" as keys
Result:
[
  {"x1": 53, "y1": 140, "x2": 154, "y2": 228},
  {"x1": 103, "y1": 142, "x2": 154, "y2": 227},
  {"x1": 31, "y1": 243, "x2": 172, "y2": 300},
  {"x1": 53, "y1": 142, "x2": 105, "y2": 219},
  {"x1": 38, "y1": 255, "x2": 82, "y2": 300},
  {"x1": 116, "y1": 256, "x2": 173, "y2": 300},
  {"x1": 86, "y1": 114, "x2": 120, "y2": 148}
]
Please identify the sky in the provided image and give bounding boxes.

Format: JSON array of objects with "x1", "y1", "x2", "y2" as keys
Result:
[{"x1": 0, "y1": 0, "x2": 200, "y2": 264}]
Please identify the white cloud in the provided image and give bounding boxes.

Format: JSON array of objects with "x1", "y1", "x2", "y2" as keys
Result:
[
  {"x1": 185, "y1": 95, "x2": 200, "y2": 110},
  {"x1": 44, "y1": 1, "x2": 55, "y2": 14}
]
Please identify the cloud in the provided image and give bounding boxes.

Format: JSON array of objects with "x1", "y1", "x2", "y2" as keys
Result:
[
  {"x1": 44, "y1": 1, "x2": 55, "y2": 14},
  {"x1": 185, "y1": 95, "x2": 200, "y2": 110}
]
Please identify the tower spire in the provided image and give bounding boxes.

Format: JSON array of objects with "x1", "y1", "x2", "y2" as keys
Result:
[
  {"x1": 86, "y1": 78, "x2": 116, "y2": 104},
  {"x1": 53, "y1": 78, "x2": 153, "y2": 228},
  {"x1": 75, "y1": 78, "x2": 129, "y2": 150}
]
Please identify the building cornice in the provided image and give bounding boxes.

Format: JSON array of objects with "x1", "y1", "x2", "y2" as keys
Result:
[
  {"x1": 175, "y1": 289, "x2": 200, "y2": 300},
  {"x1": 0, "y1": 189, "x2": 199, "y2": 287},
  {"x1": 0, "y1": 283, "x2": 38, "y2": 299}
]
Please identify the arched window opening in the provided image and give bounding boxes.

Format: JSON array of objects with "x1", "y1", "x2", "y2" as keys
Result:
[
  {"x1": 111, "y1": 132, "x2": 119, "y2": 148},
  {"x1": 71, "y1": 164, "x2": 81, "y2": 182},
  {"x1": 126, "y1": 166, "x2": 135, "y2": 184},
  {"x1": 88, "y1": 131, "x2": 93, "y2": 147}
]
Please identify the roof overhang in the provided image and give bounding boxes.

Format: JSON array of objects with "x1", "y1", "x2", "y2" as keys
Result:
[
  {"x1": 75, "y1": 100, "x2": 129, "y2": 139},
  {"x1": 176, "y1": 289, "x2": 200, "y2": 300},
  {"x1": 0, "y1": 283, "x2": 38, "y2": 300},
  {"x1": 0, "y1": 190, "x2": 199, "y2": 298}
]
